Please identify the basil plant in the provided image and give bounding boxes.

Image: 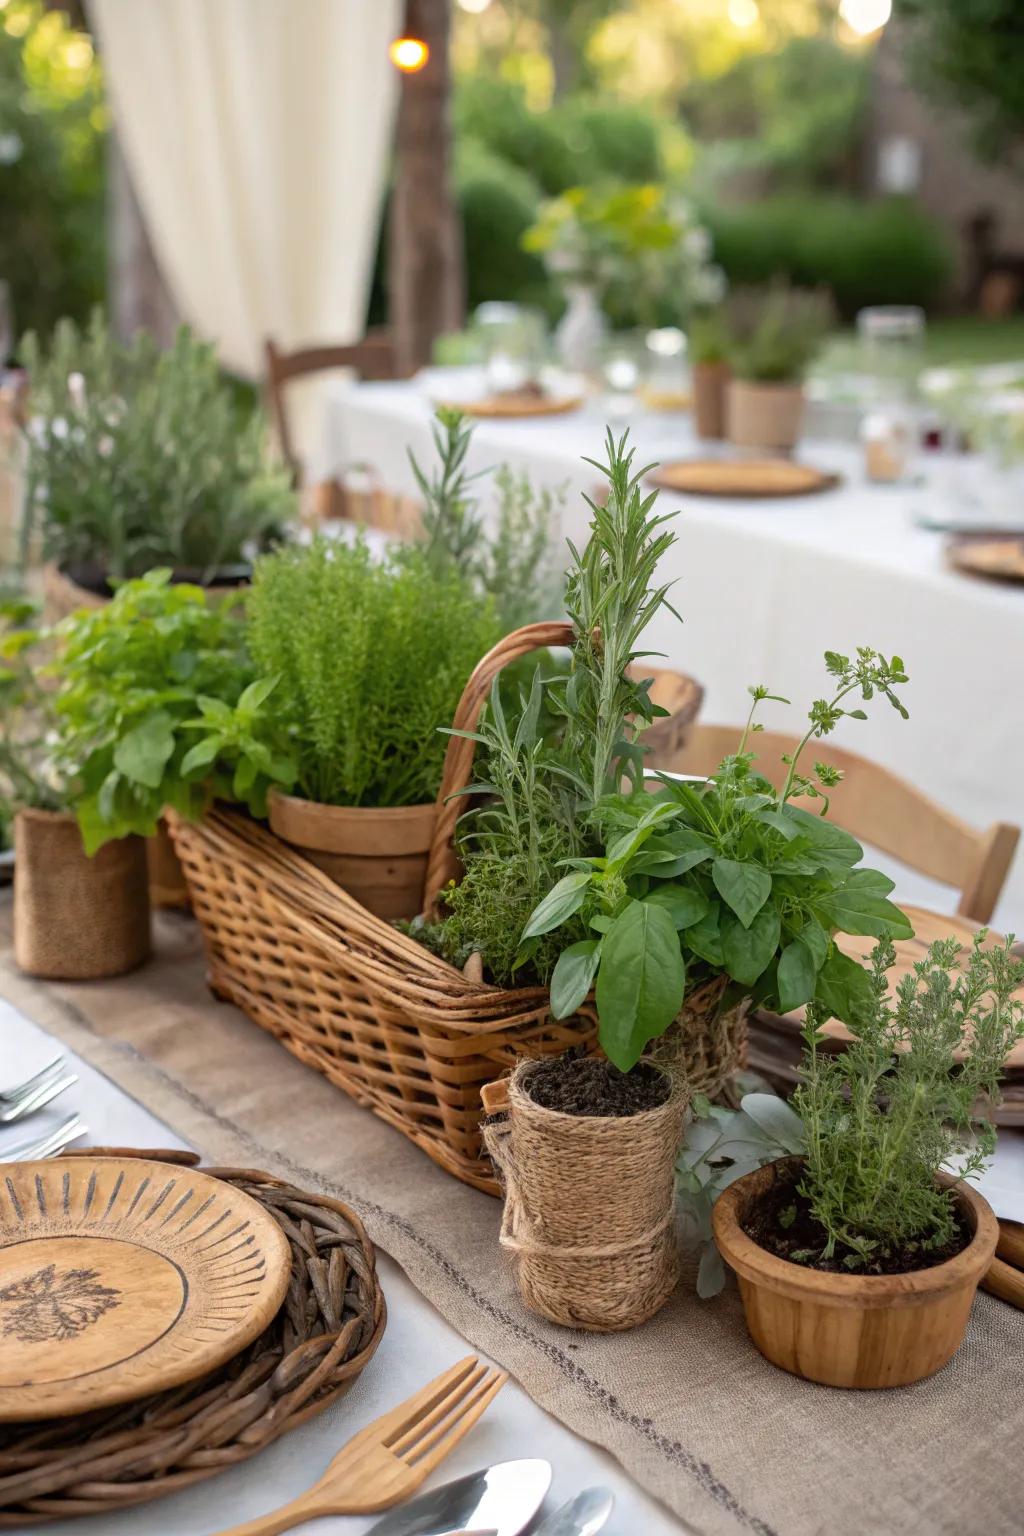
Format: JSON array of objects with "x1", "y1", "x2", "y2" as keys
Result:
[{"x1": 520, "y1": 647, "x2": 914, "y2": 1072}]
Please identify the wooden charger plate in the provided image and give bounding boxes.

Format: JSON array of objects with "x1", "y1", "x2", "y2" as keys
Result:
[
  {"x1": 0, "y1": 1156, "x2": 291, "y2": 1421},
  {"x1": 760, "y1": 906, "x2": 1024, "y2": 1071},
  {"x1": 438, "y1": 392, "x2": 584, "y2": 420},
  {"x1": 649, "y1": 458, "x2": 839, "y2": 498},
  {"x1": 947, "y1": 535, "x2": 1024, "y2": 584}
]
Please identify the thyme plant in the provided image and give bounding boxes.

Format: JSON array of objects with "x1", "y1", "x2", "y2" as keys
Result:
[{"x1": 794, "y1": 935, "x2": 1024, "y2": 1266}]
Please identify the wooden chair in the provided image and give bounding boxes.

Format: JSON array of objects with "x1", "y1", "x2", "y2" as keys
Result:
[
  {"x1": 671, "y1": 724, "x2": 1019, "y2": 924},
  {"x1": 263, "y1": 333, "x2": 396, "y2": 489}
]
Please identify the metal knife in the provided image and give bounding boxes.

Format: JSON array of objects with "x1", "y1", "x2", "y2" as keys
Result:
[
  {"x1": 364, "y1": 1458, "x2": 551, "y2": 1536},
  {"x1": 534, "y1": 1487, "x2": 615, "y2": 1536}
]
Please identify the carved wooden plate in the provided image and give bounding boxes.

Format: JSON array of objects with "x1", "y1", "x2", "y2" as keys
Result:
[
  {"x1": 648, "y1": 458, "x2": 839, "y2": 498},
  {"x1": 0, "y1": 1157, "x2": 291, "y2": 1421},
  {"x1": 438, "y1": 392, "x2": 584, "y2": 419}
]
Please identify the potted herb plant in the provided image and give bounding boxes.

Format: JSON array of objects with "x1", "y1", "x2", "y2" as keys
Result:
[
  {"x1": 724, "y1": 283, "x2": 833, "y2": 452},
  {"x1": 19, "y1": 314, "x2": 294, "y2": 616},
  {"x1": 249, "y1": 535, "x2": 499, "y2": 920},
  {"x1": 689, "y1": 306, "x2": 731, "y2": 441},
  {"x1": 713, "y1": 935, "x2": 1023, "y2": 1388},
  {"x1": 1, "y1": 598, "x2": 151, "y2": 979}
]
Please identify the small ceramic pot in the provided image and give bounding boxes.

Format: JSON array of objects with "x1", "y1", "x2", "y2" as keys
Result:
[
  {"x1": 726, "y1": 380, "x2": 805, "y2": 453},
  {"x1": 268, "y1": 791, "x2": 436, "y2": 921},
  {"x1": 692, "y1": 360, "x2": 731, "y2": 440},
  {"x1": 14, "y1": 809, "x2": 151, "y2": 980},
  {"x1": 713, "y1": 1157, "x2": 999, "y2": 1389}
]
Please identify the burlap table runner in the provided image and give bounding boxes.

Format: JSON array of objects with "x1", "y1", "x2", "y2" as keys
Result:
[{"x1": 1, "y1": 904, "x2": 1021, "y2": 1536}]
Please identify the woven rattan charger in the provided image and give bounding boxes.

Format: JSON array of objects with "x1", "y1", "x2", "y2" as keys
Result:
[
  {"x1": 0, "y1": 1149, "x2": 385, "y2": 1525},
  {"x1": 170, "y1": 622, "x2": 743, "y2": 1197}
]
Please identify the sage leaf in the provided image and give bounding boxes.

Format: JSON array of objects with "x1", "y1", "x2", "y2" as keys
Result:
[
  {"x1": 776, "y1": 939, "x2": 819, "y2": 1013},
  {"x1": 595, "y1": 899, "x2": 686, "y2": 1072},
  {"x1": 643, "y1": 886, "x2": 710, "y2": 930},
  {"x1": 712, "y1": 857, "x2": 772, "y2": 929},
  {"x1": 521, "y1": 870, "x2": 591, "y2": 939},
  {"x1": 696, "y1": 1242, "x2": 726, "y2": 1299},
  {"x1": 550, "y1": 939, "x2": 603, "y2": 1019},
  {"x1": 739, "y1": 1093, "x2": 807, "y2": 1154},
  {"x1": 720, "y1": 904, "x2": 781, "y2": 986}
]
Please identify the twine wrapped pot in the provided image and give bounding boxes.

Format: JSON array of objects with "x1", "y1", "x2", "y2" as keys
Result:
[
  {"x1": 171, "y1": 622, "x2": 730, "y2": 1195},
  {"x1": 484, "y1": 1060, "x2": 688, "y2": 1331},
  {"x1": 13, "y1": 809, "x2": 151, "y2": 980}
]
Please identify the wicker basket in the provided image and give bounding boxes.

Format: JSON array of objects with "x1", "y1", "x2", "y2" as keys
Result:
[{"x1": 171, "y1": 622, "x2": 733, "y2": 1195}]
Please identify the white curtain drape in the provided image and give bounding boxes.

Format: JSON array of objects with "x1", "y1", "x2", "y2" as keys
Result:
[{"x1": 90, "y1": 0, "x2": 401, "y2": 383}]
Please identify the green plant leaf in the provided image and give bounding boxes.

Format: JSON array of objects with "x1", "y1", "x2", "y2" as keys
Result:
[
  {"x1": 776, "y1": 939, "x2": 819, "y2": 1013},
  {"x1": 781, "y1": 805, "x2": 863, "y2": 868},
  {"x1": 720, "y1": 903, "x2": 781, "y2": 986},
  {"x1": 815, "y1": 948, "x2": 876, "y2": 1027},
  {"x1": 181, "y1": 736, "x2": 221, "y2": 777},
  {"x1": 643, "y1": 886, "x2": 710, "y2": 930},
  {"x1": 550, "y1": 939, "x2": 603, "y2": 1019},
  {"x1": 816, "y1": 888, "x2": 914, "y2": 940},
  {"x1": 112, "y1": 712, "x2": 176, "y2": 790},
  {"x1": 796, "y1": 915, "x2": 830, "y2": 969},
  {"x1": 595, "y1": 899, "x2": 686, "y2": 1071},
  {"x1": 237, "y1": 675, "x2": 279, "y2": 715},
  {"x1": 685, "y1": 902, "x2": 724, "y2": 966},
  {"x1": 521, "y1": 870, "x2": 592, "y2": 940},
  {"x1": 843, "y1": 867, "x2": 897, "y2": 895},
  {"x1": 712, "y1": 857, "x2": 772, "y2": 929}
]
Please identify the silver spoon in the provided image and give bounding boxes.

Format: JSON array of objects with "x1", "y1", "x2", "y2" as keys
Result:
[
  {"x1": 534, "y1": 1487, "x2": 615, "y2": 1536},
  {"x1": 364, "y1": 1459, "x2": 551, "y2": 1536}
]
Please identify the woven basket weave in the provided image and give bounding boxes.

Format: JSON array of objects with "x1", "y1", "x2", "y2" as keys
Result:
[
  {"x1": 171, "y1": 622, "x2": 733, "y2": 1196},
  {"x1": 0, "y1": 1154, "x2": 385, "y2": 1525}
]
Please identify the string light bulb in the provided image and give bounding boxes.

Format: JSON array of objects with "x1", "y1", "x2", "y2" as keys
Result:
[
  {"x1": 839, "y1": 0, "x2": 892, "y2": 36},
  {"x1": 389, "y1": 35, "x2": 429, "y2": 73}
]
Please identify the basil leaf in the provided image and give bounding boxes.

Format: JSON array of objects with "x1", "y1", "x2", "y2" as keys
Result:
[
  {"x1": 550, "y1": 939, "x2": 603, "y2": 1019},
  {"x1": 113, "y1": 710, "x2": 176, "y2": 790},
  {"x1": 796, "y1": 915, "x2": 830, "y2": 969},
  {"x1": 643, "y1": 886, "x2": 710, "y2": 930},
  {"x1": 843, "y1": 867, "x2": 897, "y2": 895},
  {"x1": 815, "y1": 949, "x2": 876, "y2": 1028},
  {"x1": 595, "y1": 900, "x2": 686, "y2": 1072},
  {"x1": 757, "y1": 808, "x2": 799, "y2": 840},
  {"x1": 781, "y1": 805, "x2": 863, "y2": 868},
  {"x1": 816, "y1": 889, "x2": 914, "y2": 940},
  {"x1": 712, "y1": 857, "x2": 772, "y2": 929},
  {"x1": 776, "y1": 939, "x2": 819, "y2": 1013},
  {"x1": 685, "y1": 901, "x2": 724, "y2": 966},
  {"x1": 521, "y1": 870, "x2": 591, "y2": 940},
  {"x1": 720, "y1": 904, "x2": 781, "y2": 986}
]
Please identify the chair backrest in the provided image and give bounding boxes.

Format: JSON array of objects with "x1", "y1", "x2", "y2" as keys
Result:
[
  {"x1": 671, "y1": 723, "x2": 1019, "y2": 925},
  {"x1": 263, "y1": 333, "x2": 396, "y2": 484}
]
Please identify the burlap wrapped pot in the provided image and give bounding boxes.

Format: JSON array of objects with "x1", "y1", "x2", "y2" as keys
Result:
[
  {"x1": 484, "y1": 1058, "x2": 688, "y2": 1331},
  {"x1": 14, "y1": 809, "x2": 151, "y2": 980}
]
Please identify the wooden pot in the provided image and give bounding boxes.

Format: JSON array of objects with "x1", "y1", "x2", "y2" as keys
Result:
[
  {"x1": 13, "y1": 809, "x2": 151, "y2": 980},
  {"x1": 692, "y1": 360, "x2": 731, "y2": 440},
  {"x1": 726, "y1": 380, "x2": 805, "y2": 453},
  {"x1": 268, "y1": 791, "x2": 436, "y2": 921},
  {"x1": 713, "y1": 1157, "x2": 999, "y2": 1389}
]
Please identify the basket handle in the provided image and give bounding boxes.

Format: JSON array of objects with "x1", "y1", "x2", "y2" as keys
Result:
[{"x1": 422, "y1": 620, "x2": 575, "y2": 914}]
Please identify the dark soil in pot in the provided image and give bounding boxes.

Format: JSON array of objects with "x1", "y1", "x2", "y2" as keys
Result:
[
  {"x1": 742, "y1": 1164, "x2": 971, "y2": 1277},
  {"x1": 62, "y1": 561, "x2": 252, "y2": 598},
  {"x1": 522, "y1": 1050, "x2": 670, "y2": 1117}
]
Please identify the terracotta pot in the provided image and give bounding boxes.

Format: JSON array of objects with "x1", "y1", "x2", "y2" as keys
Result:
[
  {"x1": 483, "y1": 1059, "x2": 687, "y2": 1332},
  {"x1": 147, "y1": 816, "x2": 192, "y2": 910},
  {"x1": 726, "y1": 379, "x2": 805, "y2": 453},
  {"x1": 713, "y1": 1157, "x2": 999, "y2": 1389},
  {"x1": 13, "y1": 809, "x2": 151, "y2": 980},
  {"x1": 268, "y1": 791, "x2": 436, "y2": 921},
  {"x1": 692, "y1": 360, "x2": 731, "y2": 440}
]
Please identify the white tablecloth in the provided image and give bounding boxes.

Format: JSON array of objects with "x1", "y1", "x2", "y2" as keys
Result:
[
  {"x1": 322, "y1": 380, "x2": 1024, "y2": 936},
  {"x1": 0, "y1": 1004, "x2": 682, "y2": 1536}
]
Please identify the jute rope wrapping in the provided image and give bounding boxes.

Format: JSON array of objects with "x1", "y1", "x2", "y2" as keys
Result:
[{"x1": 484, "y1": 1060, "x2": 688, "y2": 1332}]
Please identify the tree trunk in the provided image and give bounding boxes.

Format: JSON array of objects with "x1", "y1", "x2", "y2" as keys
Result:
[
  {"x1": 107, "y1": 133, "x2": 178, "y2": 347},
  {"x1": 388, "y1": 0, "x2": 465, "y2": 375}
]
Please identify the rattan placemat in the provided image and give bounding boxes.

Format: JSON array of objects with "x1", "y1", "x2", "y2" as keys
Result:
[
  {"x1": 0, "y1": 1156, "x2": 386, "y2": 1525},
  {"x1": 649, "y1": 459, "x2": 839, "y2": 498}
]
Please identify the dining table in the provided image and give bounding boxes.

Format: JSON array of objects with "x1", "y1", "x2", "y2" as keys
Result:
[{"x1": 319, "y1": 374, "x2": 1024, "y2": 937}]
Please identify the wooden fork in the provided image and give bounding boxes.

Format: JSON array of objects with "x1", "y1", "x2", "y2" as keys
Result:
[{"x1": 216, "y1": 1355, "x2": 509, "y2": 1535}]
